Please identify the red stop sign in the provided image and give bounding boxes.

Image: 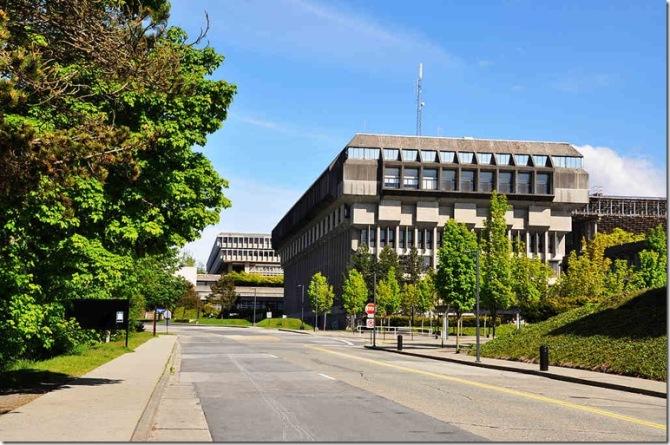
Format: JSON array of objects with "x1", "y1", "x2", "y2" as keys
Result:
[{"x1": 365, "y1": 303, "x2": 376, "y2": 315}]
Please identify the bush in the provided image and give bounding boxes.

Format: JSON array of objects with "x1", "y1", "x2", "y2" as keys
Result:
[{"x1": 225, "y1": 271, "x2": 284, "y2": 287}]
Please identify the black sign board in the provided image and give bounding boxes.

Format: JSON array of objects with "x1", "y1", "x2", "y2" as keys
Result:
[{"x1": 66, "y1": 298, "x2": 129, "y2": 330}]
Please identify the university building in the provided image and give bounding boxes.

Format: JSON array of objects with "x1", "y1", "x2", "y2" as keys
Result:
[{"x1": 271, "y1": 133, "x2": 590, "y2": 327}]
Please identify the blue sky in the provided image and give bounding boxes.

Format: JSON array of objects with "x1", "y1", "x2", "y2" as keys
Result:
[{"x1": 170, "y1": 0, "x2": 667, "y2": 263}]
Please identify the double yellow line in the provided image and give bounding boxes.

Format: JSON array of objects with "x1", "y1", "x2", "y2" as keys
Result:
[{"x1": 309, "y1": 346, "x2": 667, "y2": 431}]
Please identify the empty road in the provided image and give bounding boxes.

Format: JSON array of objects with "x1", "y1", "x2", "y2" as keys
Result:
[{"x1": 165, "y1": 325, "x2": 666, "y2": 442}]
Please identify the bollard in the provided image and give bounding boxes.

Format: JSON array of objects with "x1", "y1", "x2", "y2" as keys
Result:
[
  {"x1": 397, "y1": 334, "x2": 403, "y2": 351},
  {"x1": 539, "y1": 345, "x2": 549, "y2": 371}
]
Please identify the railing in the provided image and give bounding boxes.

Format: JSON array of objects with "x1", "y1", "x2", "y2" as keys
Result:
[
  {"x1": 355, "y1": 325, "x2": 435, "y2": 336},
  {"x1": 573, "y1": 196, "x2": 667, "y2": 217}
]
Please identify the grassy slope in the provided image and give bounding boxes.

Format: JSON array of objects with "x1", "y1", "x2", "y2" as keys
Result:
[
  {"x1": 257, "y1": 317, "x2": 313, "y2": 330},
  {"x1": 478, "y1": 288, "x2": 667, "y2": 381},
  {"x1": 194, "y1": 318, "x2": 251, "y2": 327},
  {"x1": 1, "y1": 331, "x2": 155, "y2": 391}
]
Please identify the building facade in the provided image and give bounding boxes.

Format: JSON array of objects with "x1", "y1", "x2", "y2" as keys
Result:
[
  {"x1": 272, "y1": 133, "x2": 590, "y2": 327},
  {"x1": 206, "y1": 232, "x2": 282, "y2": 276}
]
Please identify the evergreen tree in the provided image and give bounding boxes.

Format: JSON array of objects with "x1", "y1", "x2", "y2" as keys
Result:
[
  {"x1": 401, "y1": 246, "x2": 424, "y2": 284},
  {"x1": 209, "y1": 274, "x2": 238, "y2": 317},
  {"x1": 378, "y1": 244, "x2": 400, "y2": 278},
  {"x1": 350, "y1": 243, "x2": 377, "y2": 290}
]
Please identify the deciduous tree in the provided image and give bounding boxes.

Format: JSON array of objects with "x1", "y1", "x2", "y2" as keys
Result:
[{"x1": 341, "y1": 268, "x2": 368, "y2": 332}]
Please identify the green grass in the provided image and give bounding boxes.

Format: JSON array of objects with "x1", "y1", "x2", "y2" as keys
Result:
[
  {"x1": 257, "y1": 317, "x2": 313, "y2": 330},
  {"x1": 475, "y1": 288, "x2": 667, "y2": 381},
  {"x1": 193, "y1": 318, "x2": 252, "y2": 327},
  {"x1": 1, "y1": 331, "x2": 155, "y2": 391}
]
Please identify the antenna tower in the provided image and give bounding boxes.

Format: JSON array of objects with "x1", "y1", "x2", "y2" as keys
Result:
[{"x1": 416, "y1": 63, "x2": 424, "y2": 136}]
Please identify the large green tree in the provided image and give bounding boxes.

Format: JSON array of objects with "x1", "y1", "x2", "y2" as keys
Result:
[
  {"x1": 209, "y1": 274, "x2": 238, "y2": 318},
  {"x1": 511, "y1": 237, "x2": 551, "y2": 320},
  {"x1": 307, "y1": 272, "x2": 334, "y2": 331},
  {"x1": 401, "y1": 246, "x2": 424, "y2": 284},
  {"x1": 350, "y1": 243, "x2": 376, "y2": 291},
  {"x1": 637, "y1": 225, "x2": 667, "y2": 289},
  {"x1": 341, "y1": 268, "x2": 368, "y2": 332},
  {"x1": 0, "y1": 0, "x2": 235, "y2": 366},
  {"x1": 377, "y1": 244, "x2": 400, "y2": 278},
  {"x1": 481, "y1": 192, "x2": 515, "y2": 337},
  {"x1": 376, "y1": 267, "x2": 401, "y2": 333}
]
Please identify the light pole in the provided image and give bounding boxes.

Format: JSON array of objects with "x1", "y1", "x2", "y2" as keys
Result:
[
  {"x1": 372, "y1": 270, "x2": 377, "y2": 348},
  {"x1": 252, "y1": 287, "x2": 257, "y2": 326},
  {"x1": 297, "y1": 284, "x2": 305, "y2": 330},
  {"x1": 469, "y1": 248, "x2": 481, "y2": 363}
]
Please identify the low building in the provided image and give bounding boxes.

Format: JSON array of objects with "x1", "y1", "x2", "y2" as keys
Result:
[
  {"x1": 272, "y1": 133, "x2": 590, "y2": 328},
  {"x1": 206, "y1": 232, "x2": 282, "y2": 275}
]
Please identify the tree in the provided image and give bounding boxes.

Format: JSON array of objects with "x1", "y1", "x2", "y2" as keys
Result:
[
  {"x1": 416, "y1": 270, "x2": 436, "y2": 315},
  {"x1": 401, "y1": 246, "x2": 424, "y2": 284},
  {"x1": 177, "y1": 283, "x2": 200, "y2": 318},
  {"x1": 511, "y1": 237, "x2": 551, "y2": 320},
  {"x1": 481, "y1": 192, "x2": 515, "y2": 337},
  {"x1": 436, "y1": 220, "x2": 478, "y2": 349},
  {"x1": 180, "y1": 252, "x2": 197, "y2": 267},
  {"x1": 637, "y1": 225, "x2": 667, "y2": 289},
  {"x1": 377, "y1": 245, "x2": 400, "y2": 278},
  {"x1": 376, "y1": 267, "x2": 401, "y2": 334},
  {"x1": 0, "y1": 1, "x2": 235, "y2": 366},
  {"x1": 350, "y1": 243, "x2": 377, "y2": 290},
  {"x1": 307, "y1": 272, "x2": 334, "y2": 331},
  {"x1": 209, "y1": 274, "x2": 238, "y2": 317},
  {"x1": 341, "y1": 269, "x2": 368, "y2": 332}
]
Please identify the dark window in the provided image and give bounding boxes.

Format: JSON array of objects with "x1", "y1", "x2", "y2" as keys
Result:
[
  {"x1": 536, "y1": 173, "x2": 551, "y2": 194},
  {"x1": 426, "y1": 229, "x2": 433, "y2": 248},
  {"x1": 384, "y1": 167, "x2": 400, "y2": 188},
  {"x1": 399, "y1": 228, "x2": 406, "y2": 248},
  {"x1": 549, "y1": 233, "x2": 556, "y2": 255},
  {"x1": 421, "y1": 169, "x2": 438, "y2": 190},
  {"x1": 437, "y1": 230, "x2": 443, "y2": 247},
  {"x1": 441, "y1": 169, "x2": 456, "y2": 191},
  {"x1": 479, "y1": 171, "x2": 494, "y2": 192},
  {"x1": 360, "y1": 228, "x2": 368, "y2": 245},
  {"x1": 538, "y1": 232, "x2": 545, "y2": 253},
  {"x1": 369, "y1": 227, "x2": 376, "y2": 246},
  {"x1": 403, "y1": 168, "x2": 419, "y2": 189},
  {"x1": 499, "y1": 172, "x2": 513, "y2": 194},
  {"x1": 517, "y1": 172, "x2": 532, "y2": 194},
  {"x1": 388, "y1": 227, "x2": 396, "y2": 247},
  {"x1": 461, "y1": 170, "x2": 475, "y2": 192},
  {"x1": 380, "y1": 227, "x2": 387, "y2": 247},
  {"x1": 407, "y1": 229, "x2": 414, "y2": 247},
  {"x1": 344, "y1": 204, "x2": 351, "y2": 218},
  {"x1": 418, "y1": 229, "x2": 424, "y2": 249}
]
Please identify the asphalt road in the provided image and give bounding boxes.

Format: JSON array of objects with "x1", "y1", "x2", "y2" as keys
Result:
[{"x1": 169, "y1": 325, "x2": 667, "y2": 442}]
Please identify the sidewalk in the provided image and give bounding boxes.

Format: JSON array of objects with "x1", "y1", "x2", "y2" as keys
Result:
[{"x1": 0, "y1": 335, "x2": 176, "y2": 442}]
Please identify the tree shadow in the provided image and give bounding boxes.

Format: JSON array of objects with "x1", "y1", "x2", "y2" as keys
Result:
[
  {"x1": 549, "y1": 288, "x2": 667, "y2": 339},
  {"x1": 0, "y1": 369, "x2": 122, "y2": 396}
]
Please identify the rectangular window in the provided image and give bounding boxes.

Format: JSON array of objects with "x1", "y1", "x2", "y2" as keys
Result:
[
  {"x1": 461, "y1": 170, "x2": 475, "y2": 192},
  {"x1": 552, "y1": 156, "x2": 583, "y2": 168},
  {"x1": 402, "y1": 149, "x2": 419, "y2": 162},
  {"x1": 458, "y1": 152, "x2": 474, "y2": 163},
  {"x1": 421, "y1": 169, "x2": 438, "y2": 190},
  {"x1": 478, "y1": 153, "x2": 493, "y2": 164},
  {"x1": 479, "y1": 171, "x2": 494, "y2": 192},
  {"x1": 380, "y1": 227, "x2": 387, "y2": 247},
  {"x1": 369, "y1": 227, "x2": 376, "y2": 246},
  {"x1": 437, "y1": 229, "x2": 443, "y2": 247},
  {"x1": 388, "y1": 227, "x2": 395, "y2": 247},
  {"x1": 536, "y1": 173, "x2": 550, "y2": 194},
  {"x1": 499, "y1": 171, "x2": 513, "y2": 194},
  {"x1": 360, "y1": 228, "x2": 368, "y2": 245},
  {"x1": 418, "y1": 229, "x2": 424, "y2": 249},
  {"x1": 495, "y1": 153, "x2": 511, "y2": 165},
  {"x1": 441, "y1": 169, "x2": 456, "y2": 191},
  {"x1": 421, "y1": 150, "x2": 437, "y2": 163},
  {"x1": 383, "y1": 148, "x2": 400, "y2": 160},
  {"x1": 426, "y1": 229, "x2": 433, "y2": 248},
  {"x1": 514, "y1": 154, "x2": 530, "y2": 166},
  {"x1": 549, "y1": 233, "x2": 556, "y2": 255},
  {"x1": 439, "y1": 151, "x2": 455, "y2": 163},
  {"x1": 384, "y1": 167, "x2": 400, "y2": 188},
  {"x1": 407, "y1": 229, "x2": 414, "y2": 247},
  {"x1": 399, "y1": 228, "x2": 406, "y2": 249},
  {"x1": 348, "y1": 147, "x2": 379, "y2": 160},
  {"x1": 403, "y1": 168, "x2": 419, "y2": 189},
  {"x1": 517, "y1": 172, "x2": 532, "y2": 194},
  {"x1": 532, "y1": 155, "x2": 548, "y2": 167},
  {"x1": 538, "y1": 232, "x2": 545, "y2": 253}
]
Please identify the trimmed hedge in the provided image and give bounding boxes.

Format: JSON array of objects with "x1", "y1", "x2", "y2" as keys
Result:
[{"x1": 225, "y1": 271, "x2": 283, "y2": 287}]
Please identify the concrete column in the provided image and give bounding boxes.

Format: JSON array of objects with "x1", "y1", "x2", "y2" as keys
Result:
[
  {"x1": 432, "y1": 226, "x2": 438, "y2": 268},
  {"x1": 543, "y1": 231, "x2": 549, "y2": 263},
  {"x1": 526, "y1": 232, "x2": 531, "y2": 257},
  {"x1": 414, "y1": 227, "x2": 419, "y2": 250},
  {"x1": 376, "y1": 226, "x2": 381, "y2": 258},
  {"x1": 395, "y1": 226, "x2": 401, "y2": 254}
]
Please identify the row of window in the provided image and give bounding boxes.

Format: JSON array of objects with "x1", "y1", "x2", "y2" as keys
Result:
[
  {"x1": 383, "y1": 168, "x2": 551, "y2": 194},
  {"x1": 348, "y1": 147, "x2": 583, "y2": 168},
  {"x1": 282, "y1": 204, "x2": 351, "y2": 261},
  {"x1": 222, "y1": 249, "x2": 279, "y2": 261},
  {"x1": 358, "y1": 227, "x2": 559, "y2": 256},
  {"x1": 220, "y1": 236, "x2": 272, "y2": 248}
]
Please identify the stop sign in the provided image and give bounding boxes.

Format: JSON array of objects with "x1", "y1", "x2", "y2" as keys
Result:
[{"x1": 365, "y1": 303, "x2": 376, "y2": 315}]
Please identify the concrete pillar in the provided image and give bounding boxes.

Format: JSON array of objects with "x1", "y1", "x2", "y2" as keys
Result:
[
  {"x1": 375, "y1": 226, "x2": 381, "y2": 258},
  {"x1": 414, "y1": 227, "x2": 419, "y2": 250},
  {"x1": 526, "y1": 231, "x2": 531, "y2": 257},
  {"x1": 395, "y1": 226, "x2": 401, "y2": 254},
  {"x1": 432, "y1": 226, "x2": 438, "y2": 268},
  {"x1": 543, "y1": 231, "x2": 549, "y2": 263}
]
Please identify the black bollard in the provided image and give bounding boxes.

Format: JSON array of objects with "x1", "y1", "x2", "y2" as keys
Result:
[
  {"x1": 539, "y1": 345, "x2": 549, "y2": 371},
  {"x1": 397, "y1": 334, "x2": 403, "y2": 351}
]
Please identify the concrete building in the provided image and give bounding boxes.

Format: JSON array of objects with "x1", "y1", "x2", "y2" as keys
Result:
[
  {"x1": 206, "y1": 232, "x2": 282, "y2": 275},
  {"x1": 272, "y1": 133, "x2": 590, "y2": 327}
]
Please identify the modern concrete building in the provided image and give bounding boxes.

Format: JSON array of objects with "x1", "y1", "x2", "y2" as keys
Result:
[
  {"x1": 272, "y1": 133, "x2": 590, "y2": 327},
  {"x1": 206, "y1": 232, "x2": 282, "y2": 276}
]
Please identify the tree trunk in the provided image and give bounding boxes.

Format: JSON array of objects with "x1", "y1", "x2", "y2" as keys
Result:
[
  {"x1": 410, "y1": 307, "x2": 414, "y2": 340},
  {"x1": 323, "y1": 312, "x2": 327, "y2": 331},
  {"x1": 492, "y1": 307, "x2": 497, "y2": 338},
  {"x1": 152, "y1": 309, "x2": 157, "y2": 336},
  {"x1": 455, "y1": 314, "x2": 460, "y2": 352}
]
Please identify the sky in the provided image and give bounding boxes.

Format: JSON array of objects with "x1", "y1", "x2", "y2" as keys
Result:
[{"x1": 169, "y1": 0, "x2": 667, "y2": 264}]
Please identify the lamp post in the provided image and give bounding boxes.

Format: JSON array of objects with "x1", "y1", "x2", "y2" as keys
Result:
[
  {"x1": 297, "y1": 284, "x2": 305, "y2": 330},
  {"x1": 372, "y1": 270, "x2": 377, "y2": 348},
  {"x1": 468, "y1": 248, "x2": 482, "y2": 363}
]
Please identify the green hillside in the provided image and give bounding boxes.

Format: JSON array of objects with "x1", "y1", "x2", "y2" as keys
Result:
[{"x1": 477, "y1": 287, "x2": 667, "y2": 381}]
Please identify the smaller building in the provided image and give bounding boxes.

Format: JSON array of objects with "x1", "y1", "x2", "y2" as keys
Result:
[{"x1": 206, "y1": 232, "x2": 282, "y2": 275}]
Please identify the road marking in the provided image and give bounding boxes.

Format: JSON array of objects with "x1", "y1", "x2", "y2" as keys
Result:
[
  {"x1": 332, "y1": 338, "x2": 354, "y2": 346},
  {"x1": 308, "y1": 346, "x2": 667, "y2": 432},
  {"x1": 318, "y1": 373, "x2": 336, "y2": 381}
]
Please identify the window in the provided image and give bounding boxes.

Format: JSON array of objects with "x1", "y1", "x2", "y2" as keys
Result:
[
  {"x1": 514, "y1": 154, "x2": 530, "y2": 166},
  {"x1": 479, "y1": 171, "x2": 494, "y2": 192},
  {"x1": 478, "y1": 153, "x2": 493, "y2": 164},
  {"x1": 426, "y1": 229, "x2": 433, "y2": 248},
  {"x1": 399, "y1": 229, "x2": 406, "y2": 248},
  {"x1": 460, "y1": 170, "x2": 475, "y2": 192},
  {"x1": 380, "y1": 227, "x2": 387, "y2": 247},
  {"x1": 383, "y1": 167, "x2": 400, "y2": 188},
  {"x1": 517, "y1": 172, "x2": 532, "y2": 194},
  {"x1": 407, "y1": 229, "x2": 414, "y2": 247},
  {"x1": 437, "y1": 229, "x2": 443, "y2": 247},
  {"x1": 418, "y1": 229, "x2": 424, "y2": 249},
  {"x1": 403, "y1": 168, "x2": 419, "y2": 189},
  {"x1": 421, "y1": 150, "x2": 437, "y2": 163},
  {"x1": 441, "y1": 169, "x2": 456, "y2": 191},
  {"x1": 499, "y1": 171, "x2": 513, "y2": 193},
  {"x1": 360, "y1": 228, "x2": 368, "y2": 245},
  {"x1": 388, "y1": 227, "x2": 395, "y2": 247},
  {"x1": 552, "y1": 156, "x2": 583, "y2": 168},
  {"x1": 538, "y1": 232, "x2": 545, "y2": 253},
  {"x1": 348, "y1": 147, "x2": 379, "y2": 160},
  {"x1": 369, "y1": 227, "x2": 376, "y2": 246},
  {"x1": 532, "y1": 155, "x2": 548, "y2": 167},
  {"x1": 439, "y1": 151, "x2": 456, "y2": 163},
  {"x1": 549, "y1": 233, "x2": 556, "y2": 256},
  {"x1": 421, "y1": 169, "x2": 438, "y2": 190},
  {"x1": 458, "y1": 152, "x2": 474, "y2": 163},
  {"x1": 402, "y1": 149, "x2": 419, "y2": 162},
  {"x1": 383, "y1": 148, "x2": 400, "y2": 160},
  {"x1": 536, "y1": 173, "x2": 551, "y2": 194},
  {"x1": 496, "y1": 153, "x2": 511, "y2": 165}
]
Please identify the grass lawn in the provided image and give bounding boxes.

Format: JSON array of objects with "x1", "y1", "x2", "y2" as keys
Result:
[
  {"x1": 1, "y1": 331, "x2": 156, "y2": 391},
  {"x1": 475, "y1": 288, "x2": 667, "y2": 381},
  {"x1": 193, "y1": 318, "x2": 252, "y2": 327},
  {"x1": 257, "y1": 317, "x2": 313, "y2": 330}
]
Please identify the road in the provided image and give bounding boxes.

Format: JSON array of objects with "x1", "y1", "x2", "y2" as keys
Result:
[{"x1": 166, "y1": 325, "x2": 666, "y2": 442}]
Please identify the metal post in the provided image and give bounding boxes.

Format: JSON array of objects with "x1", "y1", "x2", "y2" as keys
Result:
[
  {"x1": 125, "y1": 305, "x2": 129, "y2": 348},
  {"x1": 372, "y1": 271, "x2": 377, "y2": 348},
  {"x1": 475, "y1": 249, "x2": 481, "y2": 363},
  {"x1": 253, "y1": 287, "x2": 257, "y2": 326}
]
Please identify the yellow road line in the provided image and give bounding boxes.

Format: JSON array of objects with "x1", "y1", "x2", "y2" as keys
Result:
[{"x1": 308, "y1": 346, "x2": 667, "y2": 431}]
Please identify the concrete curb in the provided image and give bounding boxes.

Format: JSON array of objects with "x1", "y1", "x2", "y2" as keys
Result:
[
  {"x1": 365, "y1": 345, "x2": 666, "y2": 399},
  {"x1": 277, "y1": 328, "x2": 313, "y2": 335}
]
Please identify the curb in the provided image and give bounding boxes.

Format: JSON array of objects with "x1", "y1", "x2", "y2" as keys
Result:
[
  {"x1": 278, "y1": 328, "x2": 313, "y2": 335},
  {"x1": 364, "y1": 345, "x2": 666, "y2": 399},
  {"x1": 131, "y1": 338, "x2": 179, "y2": 441}
]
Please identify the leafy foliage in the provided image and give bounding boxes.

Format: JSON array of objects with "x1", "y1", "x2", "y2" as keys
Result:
[
  {"x1": 376, "y1": 267, "x2": 401, "y2": 318},
  {"x1": 637, "y1": 225, "x2": 667, "y2": 289},
  {"x1": 224, "y1": 271, "x2": 284, "y2": 287},
  {"x1": 400, "y1": 246, "x2": 424, "y2": 284},
  {"x1": 511, "y1": 237, "x2": 551, "y2": 320},
  {"x1": 209, "y1": 274, "x2": 238, "y2": 317},
  {"x1": 350, "y1": 243, "x2": 376, "y2": 290},
  {"x1": 308, "y1": 272, "x2": 334, "y2": 317},
  {"x1": 341, "y1": 268, "x2": 368, "y2": 330},
  {"x1": 377, "y1": 245, "x2": 400, "y2": 279},
  {"x1": 436, "y1": 220, "x2": 478, "y2": 316}
]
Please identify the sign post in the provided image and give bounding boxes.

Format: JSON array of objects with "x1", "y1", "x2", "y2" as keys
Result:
[
  {"x1": 365, "y1": 302, "x2": 376, "y2": 347},
  {"x1": 164, "y1": 309, "x2": 171, "y2": 334}
]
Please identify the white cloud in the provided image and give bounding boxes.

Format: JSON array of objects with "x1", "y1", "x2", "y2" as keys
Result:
[
  {"x1": 182, "y1": 177, "x2": 302, "y2": 265},
  {"x1": 575, "y1": 145, "x2": 666, "y2": 197}
]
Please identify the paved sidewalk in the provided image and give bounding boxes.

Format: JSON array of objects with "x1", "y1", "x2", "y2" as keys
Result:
[{"x1": 0, "y1": 335, "x2": 176, "y2": 442}]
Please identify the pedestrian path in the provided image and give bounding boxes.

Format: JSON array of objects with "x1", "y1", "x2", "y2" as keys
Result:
[{"x1": 0, "y1": 335, "x2": 176, "y2": 442}]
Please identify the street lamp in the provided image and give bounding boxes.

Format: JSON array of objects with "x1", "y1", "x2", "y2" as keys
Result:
[
  {"x1": 297, "y1": 284, "x2": 305, "y2": 330},
  {"x1": 467, "y1": 248, "x2": 482, "y2": 363},
  {"x1": 372, "y1": 270, "x2": 377, "y2": 348}
]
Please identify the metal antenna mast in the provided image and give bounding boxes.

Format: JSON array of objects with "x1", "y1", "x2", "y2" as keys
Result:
[{"x1": 416, "y1": 63, "x2": 424, "y2": 136}]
